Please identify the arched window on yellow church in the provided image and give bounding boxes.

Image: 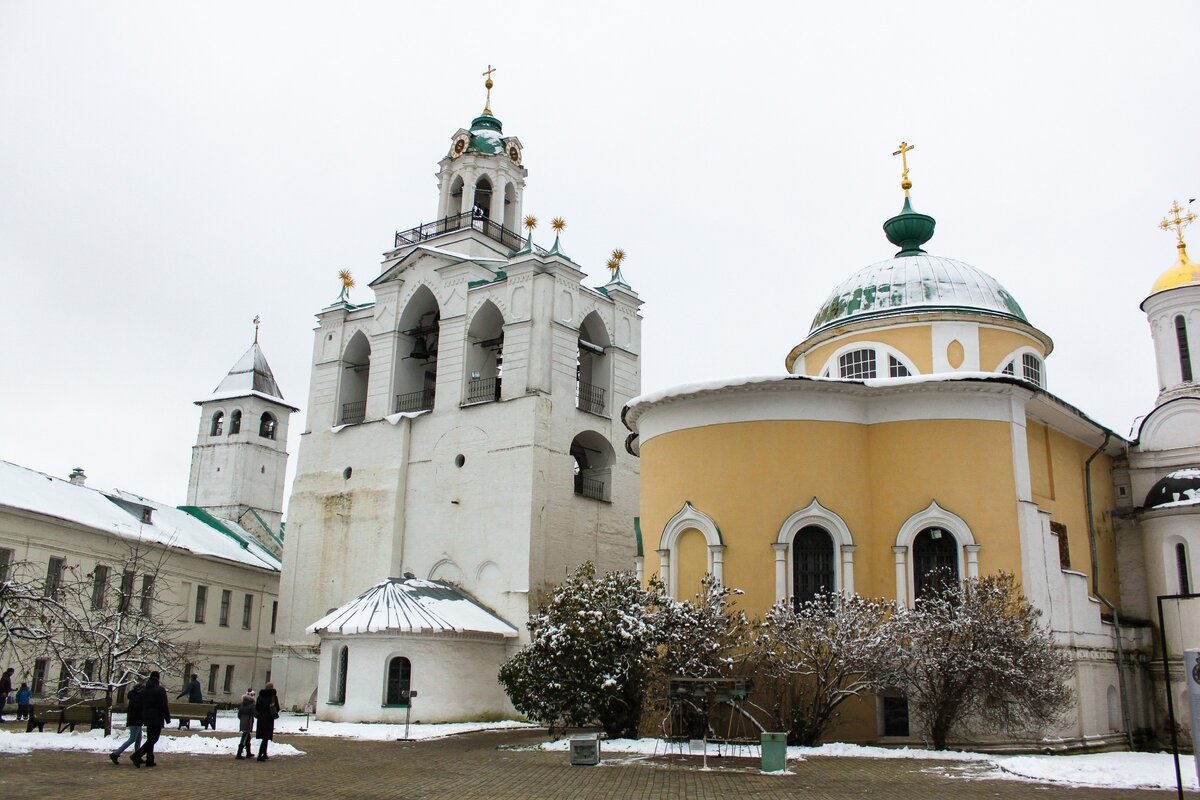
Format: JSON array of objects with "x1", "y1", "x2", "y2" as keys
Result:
[
  {"x1": 792, "y1": 526, "x2": 835, "y2": 608},
  {"x1": 913, "y1": 527, "x2": 958, "y2": 600}
]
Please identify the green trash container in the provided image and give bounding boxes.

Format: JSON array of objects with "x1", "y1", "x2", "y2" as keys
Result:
[{"x1": 761, "y1": 731, "x2": 788, "y2": 772}]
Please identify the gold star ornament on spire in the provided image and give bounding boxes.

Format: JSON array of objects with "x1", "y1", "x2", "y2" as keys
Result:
[
  {"x1": 339, "y1": 269, "x2": 355, "y2": 290},
  {"x1": 482, "y1": 64, "x2": 496, "y2": 115},
  {"x1": 1159, "y1": 200, "x2": 1197, "y2": 249},
  {"x1": 893, "y1": 141, "x2": 915, "y2": 196},
  {"x1": 551, "y1": 217, "x2": 566, "y2": 233},
  {"x1": 524, "y1": 215, "x2": 538, "y2": 232}
]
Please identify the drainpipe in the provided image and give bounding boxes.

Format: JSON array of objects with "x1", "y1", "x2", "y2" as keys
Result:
[{"x1": 1085, "y1": 432, "x2": 1134, "y2": 748}]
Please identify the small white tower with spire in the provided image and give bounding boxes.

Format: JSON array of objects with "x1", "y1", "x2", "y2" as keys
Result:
[
  {"x1": 186, "y1": 321, "x2": 298, "y2": 557},
  {"x1": 1141, "y1": 200, "x2": 1200, "y2": 405}
]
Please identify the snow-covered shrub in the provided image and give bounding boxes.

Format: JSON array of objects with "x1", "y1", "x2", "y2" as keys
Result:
[
  {"x1": 498, "y1": 563, "x2": 660, "y2": 738},
  {"x1": 750, "y1": 592, "x2": 894, "y2": 745},
  {"x1": 877, "y1": 571, "x2": 1072, "y2": 750}
]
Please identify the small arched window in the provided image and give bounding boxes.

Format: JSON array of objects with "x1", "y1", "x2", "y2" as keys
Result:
[
  {"x1": 330, "y1": 645, "x2": 348, "y2": 703},
  {"x1": 792, "y1": 526, "x2": 835, "y2": 608},
  {"x1": 229, "y1": 410, "x2": 242, "y2": 435},
  {"x1": 1175, "y1": 315, "x2": 1193, "y2": 383},
  {"x1": 838, "y1": 348, "x2": 877, "y2": 379},
  {"x1": 1177, "y1": 542, "x2": 1191, "y2": 594},
  {"x1": 1021, "y1": 353, "x2": 1043, "y2": 387},
  {"x1": 210, "y1": 411, "x2": 224, "y2": 436},
  {"x1": 385, "y1": 656, "x2": 411, "y2": 706},
  {"x1": 259, "y1": 412, "x2": 277, "y2": 440},
  {"x1": 913, "y1": 527, "x2": 959, "y2": 600}
]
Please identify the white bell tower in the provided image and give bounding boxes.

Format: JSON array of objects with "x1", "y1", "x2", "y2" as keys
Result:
[
  {"x1": 186, "y1": 328, "x2": 297, "y2": 557},
  {"x1": 1141, "y1": 201, "x2": 1200, "y2": 405},
  {"x1": 435, "y1": 67, "x2": 526, "y2": 229}
]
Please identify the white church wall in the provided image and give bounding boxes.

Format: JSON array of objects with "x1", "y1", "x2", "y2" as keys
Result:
[{"x1": 315, "y1": 632, "x2": 514, "y2": 723}]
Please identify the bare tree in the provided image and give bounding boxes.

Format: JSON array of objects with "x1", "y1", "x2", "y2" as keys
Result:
[
  {"x1": 751, "y1": 592, "x2": 894, "y2": 745},
  {"x1": 876, "y1": 571, "x2": 1073, "y2": 750},
  {"x1": 1, "y1": 544, "x2": 196, "y2": 734}
]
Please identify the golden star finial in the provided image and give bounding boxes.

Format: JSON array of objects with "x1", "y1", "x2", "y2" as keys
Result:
[
  {"x1": 893, "y1": 141, "x2": 915, "y2": 196},
  {"x1": 1159, "y1": 200, "x2": 1197, "y2": 249},
  {"x1": 551, "y1": 217, "x2": 566, "y2": 233},
  {"x1": 524, "y1": 215, "x2": 538, "y2": 232},
  {"x1": 339, "y1": 269, "x2": 354, "y2": 289}
]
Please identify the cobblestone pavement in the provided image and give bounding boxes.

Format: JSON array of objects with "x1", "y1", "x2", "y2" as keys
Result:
[{"x1": 0, "y1": 726, "x2": 1181, "y2": 799}]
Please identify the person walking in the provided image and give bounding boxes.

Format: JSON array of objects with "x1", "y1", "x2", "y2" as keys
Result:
[
  {"x1": 109, "y1": 681, "x2": 144, "y2": 765},
  {"x1": 15, "y1": 683, "x2": 32, "y2": 721},
  {"x1": 0, "y1": 666, "x2": 14, "y2": 722},
  {"x1": 176, "y1": 673, "x2": 203, "y2": 703},
  {"x1": 130, "y1": 672, "x2": 170, "y2": 768},
  {"x1": 235, "y1": 688, "x2": 255, "y2": 759},
  {"x1": 254, "y1": 682, "x2": 280, "y2": 761}
]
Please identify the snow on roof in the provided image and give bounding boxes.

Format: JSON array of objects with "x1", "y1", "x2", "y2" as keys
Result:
[
  {"x1": 307, "y1": 577, "x2": 518, "y2": 638},
  {"x1": 0, "y1": 460, "x2": 281, "y2": 572},
  {"x1": 199, "y1": 343, "x2": 294, "y2": 409}
]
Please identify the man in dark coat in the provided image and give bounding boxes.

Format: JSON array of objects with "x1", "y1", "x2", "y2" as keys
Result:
[
  {"x1": 254, "y1": 682, "x2": 280, "y2": 761},
  {"x1": 131, "y1": 672, "x2": 171, "y2": 768},
  {"x1": 176, "y1": 674, "x2": 203, "y2": 703},
  {"x1": 0, "y1": 667, "x2": 14, "y2": 722}
]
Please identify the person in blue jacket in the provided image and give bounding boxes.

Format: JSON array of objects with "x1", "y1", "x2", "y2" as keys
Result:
[{"x1": 15, "y1": 683, "x2": 32, "y2": 721}]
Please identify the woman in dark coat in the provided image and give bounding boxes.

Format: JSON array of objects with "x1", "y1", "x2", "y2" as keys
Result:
[
  {"x1": 254, "y1": 682, "x2": 280, "y2": 761},
  {"x1": 235, "y1": 689, "x2": 256, "y2": 759}
]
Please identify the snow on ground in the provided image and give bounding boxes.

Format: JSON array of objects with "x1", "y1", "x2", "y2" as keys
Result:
[
  {"x1": 216, "y1": 711, "x2": 534, "y2": 741},
  {"x1": 538, "y1": 737, "x2": 1200, "y2": 791},
  {"x1": 0, "y1": 728, "x2": 303, "y2": 757},
  {"x1": 0, "y1": 714, "x2": 532, "y2": 758}
]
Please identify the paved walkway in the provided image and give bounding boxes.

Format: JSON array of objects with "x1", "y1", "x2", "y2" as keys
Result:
[{"x1": 0, "y1": 727, "x2": 1181, "y2": 799}]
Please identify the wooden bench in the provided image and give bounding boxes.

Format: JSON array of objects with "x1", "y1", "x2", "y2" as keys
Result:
[
  {"x1": 25, "y1": 703, "x2": 107, "y2": 733},
  {"x1": 170, "y1": 702, "x2": 218, "y2": 730}
]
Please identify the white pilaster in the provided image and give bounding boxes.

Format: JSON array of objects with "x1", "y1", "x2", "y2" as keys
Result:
[
  {"x1": 964, "y1": 544, "x2": 981, "y2": 579},
  {"x1": 656, "y1": 549, "x2": 671, "y2": 595},
  {"x1": 771, "y1": 543, "x2": 789, "y2": 603},
  {"x1": 893, "y1": 546, "x2": 908, "y2": 605},
  {"x1": 709, "y1": 544, "x2": 726, "y2": 586},
  {"x1": 841, "y1": 544, "x2": 857, "y2": 595}
]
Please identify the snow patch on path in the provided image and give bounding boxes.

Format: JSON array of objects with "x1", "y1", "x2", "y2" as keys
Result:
[
  {"x1": 0, "y1": 729, "x2": 303, "y2": 757},
  {"x1": 217, "y1": 710, "x2": 534, "y2": 741}
]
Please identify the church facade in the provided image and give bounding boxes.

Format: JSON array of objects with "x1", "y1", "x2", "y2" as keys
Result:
[
  {"x1": 625, "y1": 172, "x2": 1200, "y2": 748},
  {"x1": 270, "y1": 83, "x2": 642, "y2": 719}
]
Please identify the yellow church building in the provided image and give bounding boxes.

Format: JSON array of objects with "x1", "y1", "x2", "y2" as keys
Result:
[{"x1": 624, "y1": 157, "x2": 1200, "y2": 749}]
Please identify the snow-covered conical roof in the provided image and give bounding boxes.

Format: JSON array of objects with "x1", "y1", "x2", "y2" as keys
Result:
[
  {"x1": 199, "y1": 342, "x2": 296, "y2": 410},
  {"x1": 306, "y1": 578, "x2": 518, "y2": 637}
]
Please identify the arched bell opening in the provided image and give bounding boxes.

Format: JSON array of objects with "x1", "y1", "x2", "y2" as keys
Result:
[
  {"x1": 570, "y1": 430, "x2": 614, "y2": 502},
  {"x1": 464, "y1": 302, "x2": 504, "y2": 405},
  {"x1": 394, "y1": 286, "x2": 441, "y2": 413},
  {"x1": 577, "y1": 312, "x2": 612, "y2": 416},
  {"x1": 338, "y1": 332, "x2": 371, "y2": 425},
  {"x1": 473, "y1": 176, "x2": 493, "y2": 221}
]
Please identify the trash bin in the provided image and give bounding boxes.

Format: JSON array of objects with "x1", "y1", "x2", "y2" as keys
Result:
[
  {"x1": 569, "y1": 734, "x2": 601, "y2": 766},
  {"x1": 761, "y1": 731, "x2": 787, "y2": 772}
]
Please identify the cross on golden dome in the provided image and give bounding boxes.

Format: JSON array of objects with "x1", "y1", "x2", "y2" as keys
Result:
[
  {"x1": 1159, "y1": 200, "x2": 1196, "y2": 248},
  {"x1": 893, "y1": 141, "x2": 915, "y2": 196},
  {"x1": 482, "y1": 64, "x2": 496, "y2": 115}
]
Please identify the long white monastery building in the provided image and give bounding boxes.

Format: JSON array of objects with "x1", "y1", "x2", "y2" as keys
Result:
[{"x1": 271, "y1": 87, "x2": 643, "y2": 718}]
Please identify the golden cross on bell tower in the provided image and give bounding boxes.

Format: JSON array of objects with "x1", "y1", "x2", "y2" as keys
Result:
[
  {"x1": 893, "y1": 141, "x2": 915, "y2": 197},
  {"x1": 1159, "y1": 200, "x2": 1197, "y2": 250},
  {"x1": 482, "y1": 64, "x2": 496, "y2": 115}
]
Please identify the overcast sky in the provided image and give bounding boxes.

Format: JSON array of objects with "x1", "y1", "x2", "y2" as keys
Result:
[{"x1": 2, "y1": 1, "x2": 1197, "y2": 509}]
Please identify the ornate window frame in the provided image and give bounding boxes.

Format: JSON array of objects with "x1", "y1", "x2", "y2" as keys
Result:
[
  {"x1": 893, "y1": 500, "x2": 978, "y2": 607},
  {"x1": 771, "y1": 499, "x2": 856, "y2": 602},
  {"x1": 657, "y1": 502, "x2": 724, "y2": 597}
]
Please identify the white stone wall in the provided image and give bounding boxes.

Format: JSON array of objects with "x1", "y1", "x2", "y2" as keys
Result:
[
  {"x1": 0, "y1": 509, "x2": 279, "y2": 702},
  {"x1": 274, "y1": 227, "x2": 642, "y2": 711},
  {"x1": 314, "y1": 632, "x2": 514, "y2": 723}
]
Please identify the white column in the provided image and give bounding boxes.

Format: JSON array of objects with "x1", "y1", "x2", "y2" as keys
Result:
[
  {"x1": 462, "y1": 172, "x2": 476, "y2": 216},
  {"x1": 771, "y1": 543, "x2": 789, "y2": 604},
  {"x1": 656, "y1": 549, "x2": 671, "y2": 596},
  {"x1": 841, "y1": 544, "x2": 857, "y2": 596},
  {"x1": 489, "y1": 179, "x2": 505, "y2": 223},
  {"x1": 964, "y1": 544, "x2": 981, "y2": 580},
  {"x1": 634, "y1": 556, "x2": 644, "y2": 584},
  {"x1": 893, "y1": 546, "x2": 908, "y2": 606},
  {"x1": 708, "y1": 545, "x2": 727, "y2": 587}
]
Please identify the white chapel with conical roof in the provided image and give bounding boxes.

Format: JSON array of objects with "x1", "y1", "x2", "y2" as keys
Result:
[{"x1": 270, "y1": 75, "x2": 642, "y2": 720}]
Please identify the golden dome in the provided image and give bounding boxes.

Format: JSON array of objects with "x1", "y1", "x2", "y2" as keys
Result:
[{"x1": 1150, "y1": 244, "x2": 1200, "y2": 295}]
